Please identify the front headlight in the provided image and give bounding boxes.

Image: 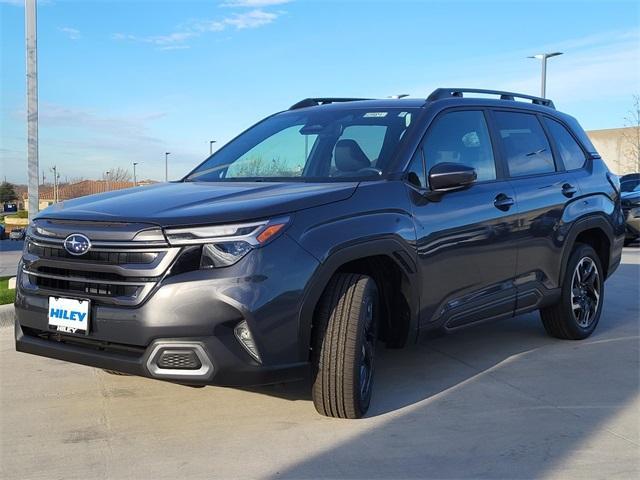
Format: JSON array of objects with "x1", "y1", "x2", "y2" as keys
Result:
[
  {"x1": 165, "y1": 217, "x2": 289, "y2": 269},
  {"x1": 200, "y1": 241, "x2": 253, "y2": 268}
]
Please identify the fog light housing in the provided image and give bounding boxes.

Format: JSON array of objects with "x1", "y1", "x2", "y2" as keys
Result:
[{"x1": 234, "y1": 320, "x2": 261, "y2": 362}]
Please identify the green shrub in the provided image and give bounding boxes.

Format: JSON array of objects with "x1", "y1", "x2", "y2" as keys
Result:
[{"x1": 0, "y1": 278, "x2": 16, "y2": 305}]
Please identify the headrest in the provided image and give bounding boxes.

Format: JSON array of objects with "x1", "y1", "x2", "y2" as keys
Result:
[{"x1": 334, "y1": 139, "x2": 371, "y2": 172}]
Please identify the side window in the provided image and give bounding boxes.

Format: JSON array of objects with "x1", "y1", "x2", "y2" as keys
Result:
[
  {"x1": 493, "y1": 111, "x2": 555, "y2": 177},
  {"x1": 543, "y1": 117, "x2": 587, "y2": 170},
  {"x1": 423, "y1": 110, "x2": 496, "y2": 182},
  {"x1": 406, "y1": 149, "x2": 426, "y2": 188}
]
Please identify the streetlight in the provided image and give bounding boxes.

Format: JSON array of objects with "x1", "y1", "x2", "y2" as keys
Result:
[
  {"x1": 528, "y1": 52, "x2": 563, "y2": 98},
  {"x1": 50, "y1": 166, "x2": 59, "y2": 203},
  {"x1": 133, "y1": 162, "x2": 138, "y2": 186},
  {"x1": 209, "y1": 140, "x2": 217, "y2": 156},
  {"x1": 164, "y1": 152, "x2": 170, "y2": 182},
  {"x1": 105, "y1": 170, "x2": 110, "y2": 191}
]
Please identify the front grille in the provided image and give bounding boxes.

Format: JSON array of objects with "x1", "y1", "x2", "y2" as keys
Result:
[
  {"x1": 28, "y1": 243, "x2": 158, "y2": 265},
  {"x1": 20, "y1": 220, "x2": 181, "y2": 306},
  {"x1": 29, "y1": 273, "x2": 139, "y2": 297}
]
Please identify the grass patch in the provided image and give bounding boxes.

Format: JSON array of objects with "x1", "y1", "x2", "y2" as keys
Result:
[{"x1": 0, "y1": 277, "x2": 16, "y2": 305}]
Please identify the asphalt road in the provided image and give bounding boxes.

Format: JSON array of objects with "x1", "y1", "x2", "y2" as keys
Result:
[{"x1": 1, "y1": 248, "x2": 638, "y2": 479}]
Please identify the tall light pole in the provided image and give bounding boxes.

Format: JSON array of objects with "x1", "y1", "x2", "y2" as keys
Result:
[
  {"x1": 105, "y1": 170, "x2": 110, "y2": 192},
  {"x1": 209, "y1": 140, "x2": 216, "y2": 156},
  {"x1": 50, "y1": 166, "x2": 58, "y2": 203},
  {"x1": 528, "y1": 52, "x2": 563, "y2": 98},
  {"x1": 133, "y1": 162, "x2": 138, "y2": 186},
  {"x1": 164, "y1": 152, "x2": 170, "y2": 182},
  {"x1": 25, "y1": 0, "x2": 39, "y2": 219}
]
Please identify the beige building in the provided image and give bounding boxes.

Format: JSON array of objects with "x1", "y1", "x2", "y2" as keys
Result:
[{"x1": 587, "y1": 127, "x2": 639, "y2": 175}]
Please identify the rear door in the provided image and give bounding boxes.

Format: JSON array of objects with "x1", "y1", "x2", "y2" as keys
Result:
[
  {"x1": 407, "y1": 109, "x2": 519, "y2": 330},
  {"x1": 489, "y1": 110, "x2": 582, "y2": 313}
]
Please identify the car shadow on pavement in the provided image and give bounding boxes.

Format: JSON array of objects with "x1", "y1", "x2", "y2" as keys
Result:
[
  {"x1": 246, "y1": 259, "x2": 639, "y2": 478},
  {"x1": 250, "y1": 261, "x2": 639, "y2": 414}
]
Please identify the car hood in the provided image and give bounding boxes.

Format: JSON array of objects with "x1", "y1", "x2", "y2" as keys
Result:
[{"x1": 36, "y1": 181, "x2": 358, "y2": 227}]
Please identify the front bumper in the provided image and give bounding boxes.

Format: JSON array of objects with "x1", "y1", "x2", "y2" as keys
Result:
[
  {"x1": 15, "y1": 321, "x2": 308, "y2": 386},
  {"x1": 14, "y1": 234, "x2": 319, "y2": 386}
]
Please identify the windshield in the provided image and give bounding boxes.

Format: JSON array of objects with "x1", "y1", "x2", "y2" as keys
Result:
[{"x1": 186, "y1": 107, "x2": 419, "y2": 182}]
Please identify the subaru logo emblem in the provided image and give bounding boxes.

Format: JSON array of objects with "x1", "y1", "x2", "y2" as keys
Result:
[{"x1": 63, "y1": 233, "x2": 91, "y2": 256}]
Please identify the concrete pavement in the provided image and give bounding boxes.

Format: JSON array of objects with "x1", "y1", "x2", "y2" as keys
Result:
[{"x1": 1, "y1": 249, "x2": 638, "y2": 479}]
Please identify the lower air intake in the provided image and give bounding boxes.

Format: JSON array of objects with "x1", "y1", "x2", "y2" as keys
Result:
[{"x1": 156, "y1": 349, "x2": 202, "y2": 370}]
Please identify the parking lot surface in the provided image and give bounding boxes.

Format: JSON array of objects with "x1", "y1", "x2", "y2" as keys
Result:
[{"x1": 1, "y1": 248, "x2": 638, "y2": 479}]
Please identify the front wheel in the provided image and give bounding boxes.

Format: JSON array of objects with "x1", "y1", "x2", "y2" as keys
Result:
[
  {"x1": 540, "y1": 244, "x2": 604, "y2": 340},
  {"x1": 311, "y1": 273, "x2": 379, "y2": 419}
]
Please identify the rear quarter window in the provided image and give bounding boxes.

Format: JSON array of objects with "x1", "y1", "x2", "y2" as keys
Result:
[{"x1": 543, "y1": 117, "x2": 587, "y2": 170}]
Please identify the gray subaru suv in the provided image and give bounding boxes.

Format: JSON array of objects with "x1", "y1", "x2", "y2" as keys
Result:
[{"x1": 15, "y1": 88, "x2": 625, "y2": 418}]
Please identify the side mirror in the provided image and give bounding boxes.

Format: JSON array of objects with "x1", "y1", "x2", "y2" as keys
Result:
[{"x1": 428, "y1": 162, "x2": 477, "y2": 192}]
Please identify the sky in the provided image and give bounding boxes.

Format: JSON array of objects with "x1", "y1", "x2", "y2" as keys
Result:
[{"x1": 1, "y1": 0, "x2": 639, "y2": 184}]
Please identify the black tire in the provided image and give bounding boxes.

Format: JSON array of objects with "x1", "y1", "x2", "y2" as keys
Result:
[
  {"x1": 540, "y1": 244, "x2": 604, "y2": 340},
  {"x1": 311, "y1": 273, "x2": 379, "y2": 419}
]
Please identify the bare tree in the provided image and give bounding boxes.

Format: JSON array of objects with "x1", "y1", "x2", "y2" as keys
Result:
[
  {"x1": 66, "y1": 176, "x2": 86, "y2": 185},
  {"x1": 622, "y1": 94, "x2": 640, "y2": 173},
  {"x1": 102, "y1": 167, "x2": 132, "y2": 182}
]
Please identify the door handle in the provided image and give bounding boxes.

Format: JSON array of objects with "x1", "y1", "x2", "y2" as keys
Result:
[
  {"x1": 494, "y1": 193, "x2": 514, "y2": 211},
  {"x1": 562, "y1": 183, "x2": 578, "y2": 198}
]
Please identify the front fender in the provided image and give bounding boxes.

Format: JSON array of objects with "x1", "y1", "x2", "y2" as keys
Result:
[{"x1": 288, "y1": 181, "x2": 419, "y2": 358}]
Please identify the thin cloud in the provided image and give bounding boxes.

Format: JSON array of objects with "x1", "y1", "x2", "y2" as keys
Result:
[
  {"x1": 212, "y1": 9, "x2": 278, "y2": 30},
  {"x1": 37, "y1": 103, "x2": 166, "y2": 144},
  {"x1": 59, "y1": 27, "x2": 81, "y2": 40},
  {"x1": 112, "y1": 7, "x2": 286, "y2": 49},
  {"x1": 221, "y1": 0, "x2": 292, "y2": 7}
]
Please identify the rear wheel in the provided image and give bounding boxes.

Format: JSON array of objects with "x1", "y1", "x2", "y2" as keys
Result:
[
  {"x1": 540, "y1": 244, "x2": 604, "y2": 340},
  {"x1": 311, "y1": 273, "x2": 379, "y2": 419}
]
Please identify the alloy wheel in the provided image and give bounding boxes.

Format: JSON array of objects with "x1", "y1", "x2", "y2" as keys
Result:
[{"x1": 570, "y1": 257, "x2": 601, "y2": 328}]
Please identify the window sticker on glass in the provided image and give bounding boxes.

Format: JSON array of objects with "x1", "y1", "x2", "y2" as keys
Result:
[{"x1": 363, "y1": 112, "x2": 388, "y2": 118}]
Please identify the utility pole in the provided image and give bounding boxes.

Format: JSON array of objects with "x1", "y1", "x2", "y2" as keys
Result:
[
  {"x1": 50, "y1": 166, "x2": 58, "y2": 203},
  {"x1": 528, "y1": 52, "x2": 563, "y2": 98},
  {"x1": 25, "y1": 0, "x2": 39, "y2": 219},
  {"x1": 133, "y1": 162, "x2": 138, "y2": 186},
  {"x1": 164, "y1": 152, "x2": 170, "y2": 182},
  {"x1": 209, "y1": 140, "x2": 216, "y2": 156}
]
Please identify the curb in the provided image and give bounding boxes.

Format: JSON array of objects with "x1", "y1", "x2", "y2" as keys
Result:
[{"x1": 0, "y1": 303, "x2": 14, "y2": 329}]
